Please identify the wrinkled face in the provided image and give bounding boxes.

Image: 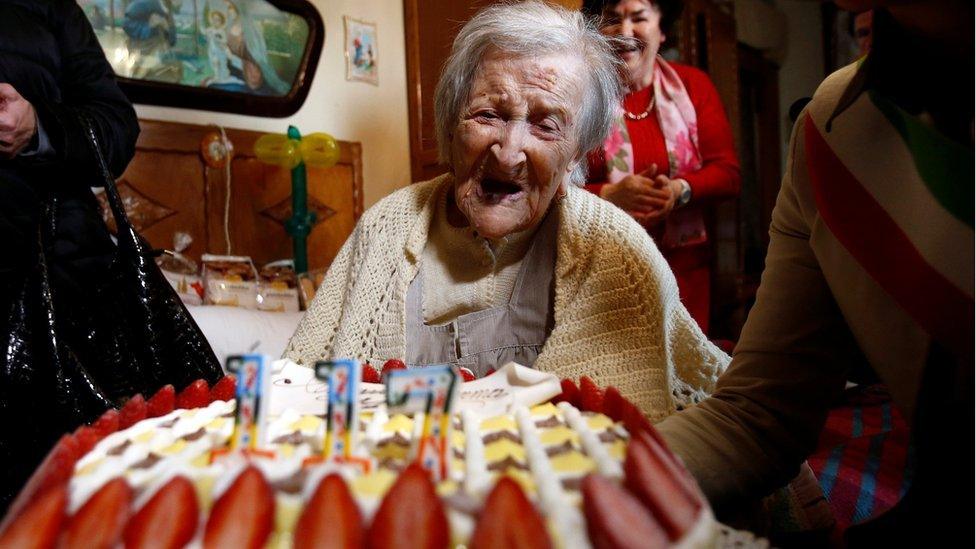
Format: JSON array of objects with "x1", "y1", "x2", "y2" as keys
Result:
[
  {"x1": 601, "y1": 0, "x2": 665, "y2": 89},
  {"x1": 449, "y1": 50, "x2": 585, "y2": 239}
]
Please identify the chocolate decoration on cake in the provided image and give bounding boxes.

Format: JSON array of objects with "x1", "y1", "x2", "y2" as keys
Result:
[
  {"x1": 272, "y1": 431, "x2": 310, "y2": 445},
  {"x1": 378, "y1": 457, "x2": 406, "y2": 472},
  {"x1": 181, "y1": 428, "x2": 207, "y2": 442},
  {"x1": 377, "y1": 432, "x2": 411, "y2": 448},
  {"x1": 482, "y1": 430, "x2": 521, "y2": 445},
  {"x1": 598, "y1": 430, "x2": 625, "y2": 443},
  {"x1": 131, "y1": 453, "x2": 163, "y2": 469},
  {"x1": 560, "y1": 476, "x2": 583, "y2": 491},
  {"x1": 534, "y1": 415, "x2": 564, "y2": 428},
  {"x1": 545, "y1": 440, "x2": 577, "y2": 457},
  {"x1": 106, "y1": 440, "x2": 131, "y2": 456},
  {"x1": 158, "y1": 418, "x2": 180, "y2": 428},
  {"x1": 486, "y1": 456, "x2": 529, "y2": 472}
]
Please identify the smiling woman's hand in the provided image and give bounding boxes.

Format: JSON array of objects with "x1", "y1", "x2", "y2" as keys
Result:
[{"x1": 599, "y1": 163, "x2": 669, "y2": 213}]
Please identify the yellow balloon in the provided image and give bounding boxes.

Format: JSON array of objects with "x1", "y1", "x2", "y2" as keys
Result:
[
  {"x1": 300, "y1": 133, "x2": 340, "y2": 168},
  {"x1": 254, "y1": 134, "x2": 302, "y2": 169}
]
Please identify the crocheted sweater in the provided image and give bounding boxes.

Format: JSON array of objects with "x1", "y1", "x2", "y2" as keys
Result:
[{"x1": 284, "y1": 174, "x2": 729, "y2": 420}]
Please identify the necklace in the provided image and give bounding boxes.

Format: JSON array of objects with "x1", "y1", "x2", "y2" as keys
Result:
[{"x1": 624, "y1": 94, "x2": 656, "y2": 121}]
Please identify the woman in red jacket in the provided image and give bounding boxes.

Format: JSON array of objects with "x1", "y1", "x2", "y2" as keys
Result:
[{"x1": 583, "y1": 0, "x2": 740, "y2": 334}]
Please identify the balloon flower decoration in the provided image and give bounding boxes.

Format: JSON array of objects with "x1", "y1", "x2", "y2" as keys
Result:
[{"x1": 254, "y1": 126, "x2": 340, "y2": 273}]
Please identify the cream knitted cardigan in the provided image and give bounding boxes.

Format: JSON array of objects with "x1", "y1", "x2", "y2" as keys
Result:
[{"x1": 285, "y1": 175, "x2": 729, "y2": 421}]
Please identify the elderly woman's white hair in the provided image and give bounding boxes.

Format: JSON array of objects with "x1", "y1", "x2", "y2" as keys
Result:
[{"x1": 434, "y1": 0, "x2": 623, "y2": 187}]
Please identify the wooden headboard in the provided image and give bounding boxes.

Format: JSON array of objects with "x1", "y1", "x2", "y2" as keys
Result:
[{"x1": 105, "y1": 119, "x2": 363, "y2": 271}]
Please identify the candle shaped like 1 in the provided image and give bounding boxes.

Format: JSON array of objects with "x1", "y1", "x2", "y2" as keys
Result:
[
  {"x1": 385, "y1": 365, "x2": 460, "y2": 481},
  {"x1": 226, "y1": 354, "x2": 272, "y2": 450},
  {"x1": 315, "y1": 359, "x2": 362, "y2": 460}
]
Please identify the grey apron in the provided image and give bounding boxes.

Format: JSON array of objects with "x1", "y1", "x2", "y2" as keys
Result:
[{"x1": 405, "y1": 210, "x2": 558, "y2": 377}]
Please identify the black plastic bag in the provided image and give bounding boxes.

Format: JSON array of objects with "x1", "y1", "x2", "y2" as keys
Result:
[{"x1": 0, "y1": 116, "x2": 222, "y2": 509}]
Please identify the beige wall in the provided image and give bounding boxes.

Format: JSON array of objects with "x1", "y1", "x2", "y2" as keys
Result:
[{"x1": 134, "y1": 0, "x2": 411, "y2": 209}]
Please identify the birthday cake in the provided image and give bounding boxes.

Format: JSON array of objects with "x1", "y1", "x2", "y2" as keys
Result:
[{"x1": 0, "y1": 359, "x2": 716, "y2": 549}]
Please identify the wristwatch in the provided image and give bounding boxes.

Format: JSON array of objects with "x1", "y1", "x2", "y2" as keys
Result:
[{"x1": 676, "y1": 178, "x2": 692, "y2": 208}]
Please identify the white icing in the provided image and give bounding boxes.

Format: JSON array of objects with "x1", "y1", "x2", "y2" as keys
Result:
[
  {"x1": 557, "y1": 403, "x2": 622, "y2": 479},
  {"x1": 462, "y1": 409, "x2": 490, "y2": 497}
]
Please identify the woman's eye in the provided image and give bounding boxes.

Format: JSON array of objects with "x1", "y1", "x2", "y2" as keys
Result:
[
  {"x1": 475, "y1": 111, "x2": 498, "y2": 120},
  {"x1": 535, "y1": 120, "x2": 559, "y2": 133}
]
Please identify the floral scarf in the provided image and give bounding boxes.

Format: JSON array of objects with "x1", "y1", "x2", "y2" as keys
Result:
[{"x1": 603, "y1": 56, "x2": 706, "y2": 248}]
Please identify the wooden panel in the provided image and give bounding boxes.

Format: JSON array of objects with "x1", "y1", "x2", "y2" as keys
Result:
[
  {"x1": 679, "y1": 0, "x2": 739, "y2": 144},
  {"x1": 403, "y1": 0, "x2": 496, "y2": 183},
  {"x1": 113, "y1": 150, "x2": 208, "y2": 257},
  {"x1": 110, "y1": 119, "x2": 363, "y2": 272}
]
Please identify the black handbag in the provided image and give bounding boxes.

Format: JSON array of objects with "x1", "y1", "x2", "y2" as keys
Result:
[
  {"x1": 70, "y1": 116, "x2": 223, "y2": 400},
  {"x1": 0, "y1": 115, "x2": 222, "y2": 508}
]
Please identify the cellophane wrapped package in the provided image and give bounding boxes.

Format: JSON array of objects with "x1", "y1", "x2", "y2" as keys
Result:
[
  {"x1": 257, "y1": 260, "x2": 300, "y2": 312},
  {"x1": 202, "y1": 254, "x2": 259, "y2": 309},
  {"x1": 156, "y1": 232, "x2": 203, "y2": 305}
]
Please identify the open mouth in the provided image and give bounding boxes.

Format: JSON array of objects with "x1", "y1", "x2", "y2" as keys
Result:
[
  {"x1": 479, "y1": 178, "x2": 525, "y2": 204},
  {"x1": 614, "y1": 37, "x2": 644, "y2": 57}
]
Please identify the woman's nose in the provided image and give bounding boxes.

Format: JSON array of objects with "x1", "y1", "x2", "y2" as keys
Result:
[
  {"x1": 489, "y1": 123, "x2": 527, "y2": 169},
  {"x1": 619, "y1": 18, "x2": 634, "y2": 37}
]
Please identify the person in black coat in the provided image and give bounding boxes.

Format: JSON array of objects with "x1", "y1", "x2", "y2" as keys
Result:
[{"x1": 0, "y1": 0, "x2": 140, "y2": 512}]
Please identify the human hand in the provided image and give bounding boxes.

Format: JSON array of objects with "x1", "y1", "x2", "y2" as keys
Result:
[
  {"x1": 600, "y1": 163, "x2": 671, "y2": 214},
  {"x1": 633, "y1": 174, "x2": 683, "y2": 228},
  {"x1": 0, "y1": 83, "x2": 37, "y2": 159}
]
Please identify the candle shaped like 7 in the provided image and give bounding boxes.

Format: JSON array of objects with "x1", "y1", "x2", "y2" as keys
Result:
[
  {"x1": 385, "y1": 365, "x2": 460, "y2": 481},
  {"x1": 226, "y1": 354, "x2": 272, "y2": 450},
  {"x1": 315, "y1": 359, "x2": 362, "y2": 460}
]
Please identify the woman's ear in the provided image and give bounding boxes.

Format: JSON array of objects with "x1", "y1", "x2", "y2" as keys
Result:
[{"x1": 556, "y1": 181, "x2": 568, "y2": 201}]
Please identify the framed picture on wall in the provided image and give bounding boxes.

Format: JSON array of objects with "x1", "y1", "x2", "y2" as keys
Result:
[
  {"x1": 76, "y1": 0, "x2": 324, "y2": 117},
  {"x1": 343, "y1": 16, "x2": 378, "y2": 85}
]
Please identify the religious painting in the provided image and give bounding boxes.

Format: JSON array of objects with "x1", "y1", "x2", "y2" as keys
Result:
[
  {"x1": 343, "y1": 16, "x2": 378, "y2": 85},
  {"x1": 77, "y1": 0, "x2": 324, "y2": 116}
]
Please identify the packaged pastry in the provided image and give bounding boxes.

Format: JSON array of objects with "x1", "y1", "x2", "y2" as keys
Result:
[
  {"x1": 297, "y1": 267, "x2": 327, "y2": 310},
  {"x1": 202, "y1": 254, "x2": 259, "y2": 309},
  {"x1": 256, "y1": 259, "x2": 300, "y2": 312},
  {"x1": 156, "y1": 232, "x2": 203, "y2": 305}
]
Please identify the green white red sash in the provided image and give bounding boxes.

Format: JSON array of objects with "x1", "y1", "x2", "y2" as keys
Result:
[{"x1": 804, "y1": 89, "x2": 974, "y2": 355}]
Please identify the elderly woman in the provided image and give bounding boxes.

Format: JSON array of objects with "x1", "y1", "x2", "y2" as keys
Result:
[
  {"x1": 285, "y1": 1, "x2": 727, "y2": 419},
  {"x1": 582, "y1": 0, "x2": 740, "y2": 335}
]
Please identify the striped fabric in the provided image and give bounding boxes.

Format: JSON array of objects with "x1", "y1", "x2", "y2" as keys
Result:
[
  {"x1": 804, "y1": 91, "x2": 974, "y2": 357},
  {"x1": 801, "y1": 64, "x2": 972, "y2": 538},
  {"x1": 808, "y1": 385, "x2": 911, "y2": 533}
]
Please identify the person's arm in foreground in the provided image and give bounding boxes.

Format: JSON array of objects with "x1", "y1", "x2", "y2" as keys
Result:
[{"x1": 655, "y1": 119, "x2": 857, "y2": 510}]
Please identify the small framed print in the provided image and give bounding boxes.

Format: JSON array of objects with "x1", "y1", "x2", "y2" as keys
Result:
[{"x1": 343, "y1": 16, "x2": 378, "y2": 85}]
